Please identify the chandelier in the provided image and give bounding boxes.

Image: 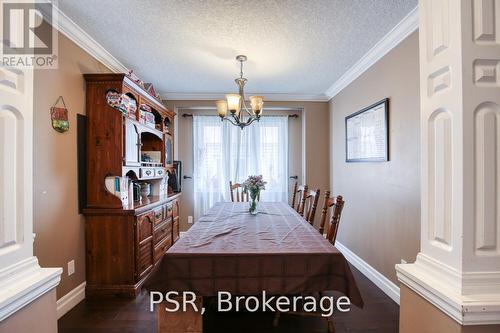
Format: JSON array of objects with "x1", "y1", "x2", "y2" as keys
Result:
[{"x1": 215, "y1": 55, "x2": 264, "y2": 129}]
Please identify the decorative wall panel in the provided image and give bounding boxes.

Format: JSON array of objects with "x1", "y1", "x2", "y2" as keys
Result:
[
  {"x1": 0, "y1": 67, "x2": 22, "y2": 93},
  {"x1": 428, "y1": 110, "x2": 453, "y2": 249},
  {"x1": 426, "y1": 0, "x2": 450, "y2": 60},
  {"x1": 473, "y1": 59, "x2": 500, "y2": 87},
  {"x1": 0, "y1": 63, "x2": 31, "y2": 272},
  {"x1": 473, "y1": 0, "x2": 499, "y2": 44},
  {"x1": 0, "y1": 107, "x2": 22, "y2": 249},
  {"x1": 428, "y1": 66, "x2": 451, "y2": 96},
  {"x1": 475, "y1": 102, "x2": 500, "y2": 254}
]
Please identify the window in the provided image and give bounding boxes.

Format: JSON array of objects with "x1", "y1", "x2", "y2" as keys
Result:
[{"x1": 193, "y1": 115, "x2": 288, "y2": 219}]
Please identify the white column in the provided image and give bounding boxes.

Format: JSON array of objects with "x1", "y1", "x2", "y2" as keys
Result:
[
  {"x1": 396, "y1": 0, "x2": 500, "y2": 325},
  {"x1": 0, "y1": 3, "x2": 62, "y2": 321}
]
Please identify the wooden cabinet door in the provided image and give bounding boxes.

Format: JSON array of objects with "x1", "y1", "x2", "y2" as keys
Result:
[
  {"x1": 135, "y1": 212, "x2": 153, "y2": 280},
  {"x1": 173, "y1": 216, "x2": 180, "y2": 243},
  {"x1": 172, "y1": 200, "x2": 180, "y2": 242},
  {"x1": 136, "y1": 213, "x2": 153, "y2": 242},
  {"x1": 124, "y1": 119, "x2": 140, "y2": 166},
  {"x1": 137, "y1": 239, "x2": 153, "y2": 279}
]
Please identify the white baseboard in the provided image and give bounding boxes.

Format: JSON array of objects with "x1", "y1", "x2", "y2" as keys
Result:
[
  {"x1": 56, "y1": 282, "x2": 86, "y2": 319},
  {"x1": 335, "y1": 242, "x2": 400, "y2": 304}
]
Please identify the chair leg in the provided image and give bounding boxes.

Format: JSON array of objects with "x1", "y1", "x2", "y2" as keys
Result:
[
  {"x1": 327, "y1": 317, "x2": 335, "y2": 333},
  {"x1": 273, "y1": 312, "x2": 280, "y2": 327}
]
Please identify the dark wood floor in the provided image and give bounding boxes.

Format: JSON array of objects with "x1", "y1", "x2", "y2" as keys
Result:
[{"x1": 58, "y1": 266, "x2": 399, "y2": 333}]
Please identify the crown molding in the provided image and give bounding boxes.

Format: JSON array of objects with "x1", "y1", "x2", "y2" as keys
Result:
[
  {"x1": 161, "y1": 92, "x2": 329, "y2": 102},
  {"x1": 40, "y1": 2, "x2": 128, "y2": 73},
  {"x1": 325, "y1": 6, "x2": 418, "y2": 100}
]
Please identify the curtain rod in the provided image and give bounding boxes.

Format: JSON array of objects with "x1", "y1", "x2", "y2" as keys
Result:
[{"x1": 182, "y1": 113, "x2": 299, "y2": 118}]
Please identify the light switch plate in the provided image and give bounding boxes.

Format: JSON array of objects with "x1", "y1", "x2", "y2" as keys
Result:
[
  {"x1": 188, "y1": 216, "x2": 194, "y2": 224},
  {"x1": 68, "y1": 260, "x2": 75, "y2": 276}
]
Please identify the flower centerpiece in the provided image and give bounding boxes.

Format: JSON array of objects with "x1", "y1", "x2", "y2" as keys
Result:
[{"x1": 242, "y1": 175, "x2": 267, "y2": 215}]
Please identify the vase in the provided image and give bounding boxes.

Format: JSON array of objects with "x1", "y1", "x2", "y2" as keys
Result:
[
  {"x1": 140, "y1": 182, "x2": 151, "y2": 198},
  {"x1": 249, "y1": 190, "x2": 259, "y2": 215}
]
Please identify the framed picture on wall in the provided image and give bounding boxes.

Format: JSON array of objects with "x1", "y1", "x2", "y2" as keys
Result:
[{"x1": 345, "y1": 98, "x2": 389, "y2": 162}]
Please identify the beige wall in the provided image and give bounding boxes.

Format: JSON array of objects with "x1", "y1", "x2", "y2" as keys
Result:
[
  {"x1": 165, "y1": 100, "x2": 330, "y2": 231},
  {"x1": 33, "y1": 33, "x2": 110, "y2": 298},
  {"x1": 0, "y1": 289, "x2": 57, "y2": 333},
  {"x1": 329, "y1": 31, "x2": 421, "y2": 284}
]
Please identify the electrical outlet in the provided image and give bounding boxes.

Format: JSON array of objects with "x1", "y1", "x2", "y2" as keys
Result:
[
  {"x1": 68, "y1": 260, "x2": 75, "y2": 276},
  {"x1": 401, "y1": 259, "x2": 407, "y2": 264},
  {"x1": 188, "y1": 216, "x2": 194, "y2": 224}
]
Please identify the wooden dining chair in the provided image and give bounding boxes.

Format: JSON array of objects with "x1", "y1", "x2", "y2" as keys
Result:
[
  {"x1": 297, "y1": 185, "x2": 308, "y2": 216},
  {"x1": 291, "y1": 183, "x2": 313, "y2": 217},
  {"x1": 290, "y1": 182, "x2": 305, "y2": 211},
  {"x1": 291, "y1": 184, "x2": 321, "y2": 224},
  {"x1": 290, "y1": 182, "x2": 299, "y2": 209},
  {"x1": 302, "y1": 188, "x2": 321, "y2": 225},
  {"x1": 326, "y1": 195, "x2": 345, "y2": 244},
  {"x1": 318, "y1": 191, "x2": 345, "y2": 245},
  {"x1": 229, "y1": 181, "x2": 248, "y2": 202}
]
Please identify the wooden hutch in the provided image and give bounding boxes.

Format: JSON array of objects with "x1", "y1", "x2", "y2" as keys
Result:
[{"x1": 83, "y1": 73, "x2": 180, "y2": 297}]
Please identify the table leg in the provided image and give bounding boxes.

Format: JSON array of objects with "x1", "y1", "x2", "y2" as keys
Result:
[{"x1": 157, "y1": 296, "x2": 203, "y2": 333}]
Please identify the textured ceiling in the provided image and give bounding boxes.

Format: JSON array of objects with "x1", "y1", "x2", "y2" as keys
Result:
[{"x1": 59, "y1": 0, "x2": 417, "y2": 97}]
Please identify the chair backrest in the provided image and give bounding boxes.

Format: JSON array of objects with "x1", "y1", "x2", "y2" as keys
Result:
[
  {"x1": 229, "y1": 181, "x2": 248, "y2": 202},
  {"x1": 291, "y1": 183, "x2": 307, "y2": 212},
  {"x1": 290, "y1": 182, "x2": 299, "y2": 209},
  {"x1": 297, "y1": 185, "x2": 308, "y2": 216},
  {"x1": 303, "y1": 189, "x2": 321, "y2": 225},
  {"x1": 318, "y1": 192, "x2": 345, "y2": 245}
]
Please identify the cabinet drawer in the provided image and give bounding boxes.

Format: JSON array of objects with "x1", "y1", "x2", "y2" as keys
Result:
[
  {"x1": 136, "y1": 212, "x2": 153, "y2": 242},
  {"x1": 172, "y1": 200, "x2": 179, "y2": 218},
  {"x1": 155, "y1": 168, "x2": 166, "y2": 178},
  {"x1": 154, "y1": 236, "x2": 172, "y2": 263},
  {"x1": 140, "y1": 167, "x2": 155, "y2": 179},
  {"x1": 173, "y1": 216, "x2": 180, "y2": 243},
  {"x1": 153, "y1": 220, "x2": 172, "y2": 245},
  {"x1": 137, "y1": 239, "x2": 153, "y2": 278},
  {"x1": 153, "y1": 206, "x2": 163, "y2": 227}
]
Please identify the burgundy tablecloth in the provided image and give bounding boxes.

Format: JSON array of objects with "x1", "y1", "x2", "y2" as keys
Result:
[{"x1": 146, "y1": 202, "x2": 363, "y2": 307}]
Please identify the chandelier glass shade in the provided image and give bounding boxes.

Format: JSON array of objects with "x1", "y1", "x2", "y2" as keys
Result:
[{"x1": 216, "y1": 55, "x2": 264, "y2": 129}]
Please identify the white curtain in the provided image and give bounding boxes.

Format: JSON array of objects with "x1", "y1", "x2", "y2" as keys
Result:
[{"x1": 193, "y1": 115, "x2": 288, "y2": 219}]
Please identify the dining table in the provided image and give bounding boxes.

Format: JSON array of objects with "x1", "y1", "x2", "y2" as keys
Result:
[{"x1": 146, "y1": 201, "x2": 363, "y2": 332}]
